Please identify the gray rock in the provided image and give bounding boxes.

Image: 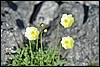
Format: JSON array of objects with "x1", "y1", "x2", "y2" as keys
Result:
[
  {"x1": 1, "y1": 1, "x2": 36, "y2": 65},
  {"x1": 14, "y1": 1, "x2": 34, "y2": 27},
  {"x1": 12, "y1": 1, "x2": 42, "y2": 5},
  {"x1": 84, "y1": 1, "x2": 99, "y2": 6},
  {"x1": 1, "y1": 1, "x2": 99, "y2": 66},
  {"x1": 59, "y1": 2, "x2": 84, "y2": 28},
  {"x1": 65, "y1": 4, "x2": 99, "y2": 66},
  {"x1": 34, "y1": 1, "x2": 59, "y2": 27},
  {"x1": 43, "y1": 3, "x2": 99, "y2": 66},
  {"x1": 46, "y1": 2, "x2": 84, "y2": 48},
  {"x1": 61, "y1": 1, "x2": 99, "y2": 6}
]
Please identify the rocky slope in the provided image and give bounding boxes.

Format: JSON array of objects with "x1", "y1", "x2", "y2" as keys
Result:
[{"x1": 1, "y1": 1, "x2": 99, "y2": 66}]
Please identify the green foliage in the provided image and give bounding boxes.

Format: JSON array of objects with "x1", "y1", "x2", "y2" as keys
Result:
[
  {"x1": 7, "y1": 43, "x2": 67, "y2": 66},
  {"x1": 6, "y1": 13, "x2": 74, "y2": 66}
]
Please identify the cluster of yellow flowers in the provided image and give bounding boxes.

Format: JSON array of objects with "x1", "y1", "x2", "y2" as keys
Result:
[
  {"x1": 60, "y1": 14, "x2": 74, "y2": 49},
  {"x1": 25, "y1": 14, "x2": 74, "y2": 49}
]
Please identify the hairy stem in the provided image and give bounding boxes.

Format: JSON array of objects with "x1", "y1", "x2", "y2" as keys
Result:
[
  {"x1": 53, "y1": 21, "x2": 60, "y2": 64},
  {"x1": 36, "y1": 37, "x2": 38, "y2": 51},
  {"x1": 29, "y1": 40, "x2": 33, "y2": 65},
  {"x1": 40, "y1": 32, "x2": 43, "y2": 65}
]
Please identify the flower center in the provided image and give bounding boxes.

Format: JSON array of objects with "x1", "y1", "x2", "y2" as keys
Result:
[
  {"x1": 64, "y1": 19, "x2": 68, "y2": 23},
  {"x1": 65, "y1": 40, "x2": 69, "y2": 44},
  {"x1": 31, "y1": 31, "x2": 35, "y2": 35}
]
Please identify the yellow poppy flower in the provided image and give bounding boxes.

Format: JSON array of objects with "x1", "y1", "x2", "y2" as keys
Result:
[
  {"x1": 61, "y1": 36, "x2": 74, "y2": 49},
  {"x1": 60, "y1": 14, "x2": 74, "y2": 28},
  {"x1": 25, "y1": 27, "x2": 39, "y2": 40}
]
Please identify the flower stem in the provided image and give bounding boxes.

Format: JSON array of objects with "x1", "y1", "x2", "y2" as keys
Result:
[
  {"x1": 41, "y1": 32, "x2": 43, "y2": 52},
  {"x1": 53, "y1": 22, "x2": 60, "y2": 64},
  {"x1": 29, "y1": 40, "x2": 33, "y2": 65},
  {"x1": 36, "y1": 37, "x2": 38, "y2": 51},
  {"x1": 56, "y1": 21, "x2": 60, "y2": 45},
  {"x1": 58, "y1": 43, "x2": 61, "y2": 62},
  {"x1": 40, "y1": 32, "x2": 43, "y2": 65},
  {"x1": 56, "y1": 21, "x2": 60, "y2": 48}
]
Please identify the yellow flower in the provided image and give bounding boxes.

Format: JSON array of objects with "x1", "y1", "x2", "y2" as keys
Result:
[
  {"x1": 61, "y1": 36, "x2": 74, "y2": 49},
  {"x1": 44, "y1": 29, "x2": 47, "y2": 33},
  {"x1": 60, "y1": 14, "x2": 74, "y2": 28},
  {"x1": 25, "y1": 27, "x2": 39, "y2": 40}
]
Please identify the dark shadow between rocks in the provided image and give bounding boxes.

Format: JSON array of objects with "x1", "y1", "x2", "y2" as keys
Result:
[
  {"x1": 83, "y1": 4, "x2": 89, "y2": 24},
  {"x1": 6, "y1": 1, "x2": 18, "y2": 11},
  {"x1": 29, "y1": 1, "x2": 44, "y2": 24},
  {"x1": 16, "y1": 19, "x2": 25, "y2": 30}
]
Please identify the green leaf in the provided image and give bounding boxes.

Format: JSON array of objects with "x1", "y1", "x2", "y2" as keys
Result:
[
  {"x1": 24, "y1": 50, "x2": 28, "y2": 57},
  {"x1": 12, "y1": 61, "x2": 16, "y2": 65},
  {"x1": 20, "y1": 48, "x2": 24, "y2": 58}
]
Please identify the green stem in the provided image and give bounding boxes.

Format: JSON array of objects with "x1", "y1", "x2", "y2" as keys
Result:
[
  {"x1": 36, "y1": 37, "x2": 38, "y2": 51},
  {"x1": 58, "y1": 43, "x2": 61, "y2": 62},
  {"x1": 56, "y1": 22, "x2": 60, "y2": 46},
  {"x1": 41, "y1": 32, "x2": 43, "y2": 52},
  {"x1": 53, "y1": 22, "x2": 60, "y2": 64},
  {"x1": 29, "y1": 40, "x2": 33, "y2": 65},
  {"x1": 40, "y1": 32, "x2": 43, "y2": 65}
]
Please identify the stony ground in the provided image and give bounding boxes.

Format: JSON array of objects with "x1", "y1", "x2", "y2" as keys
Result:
[{"x1": 1, "y1": 1, "x2": 99, "y2": 66}]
